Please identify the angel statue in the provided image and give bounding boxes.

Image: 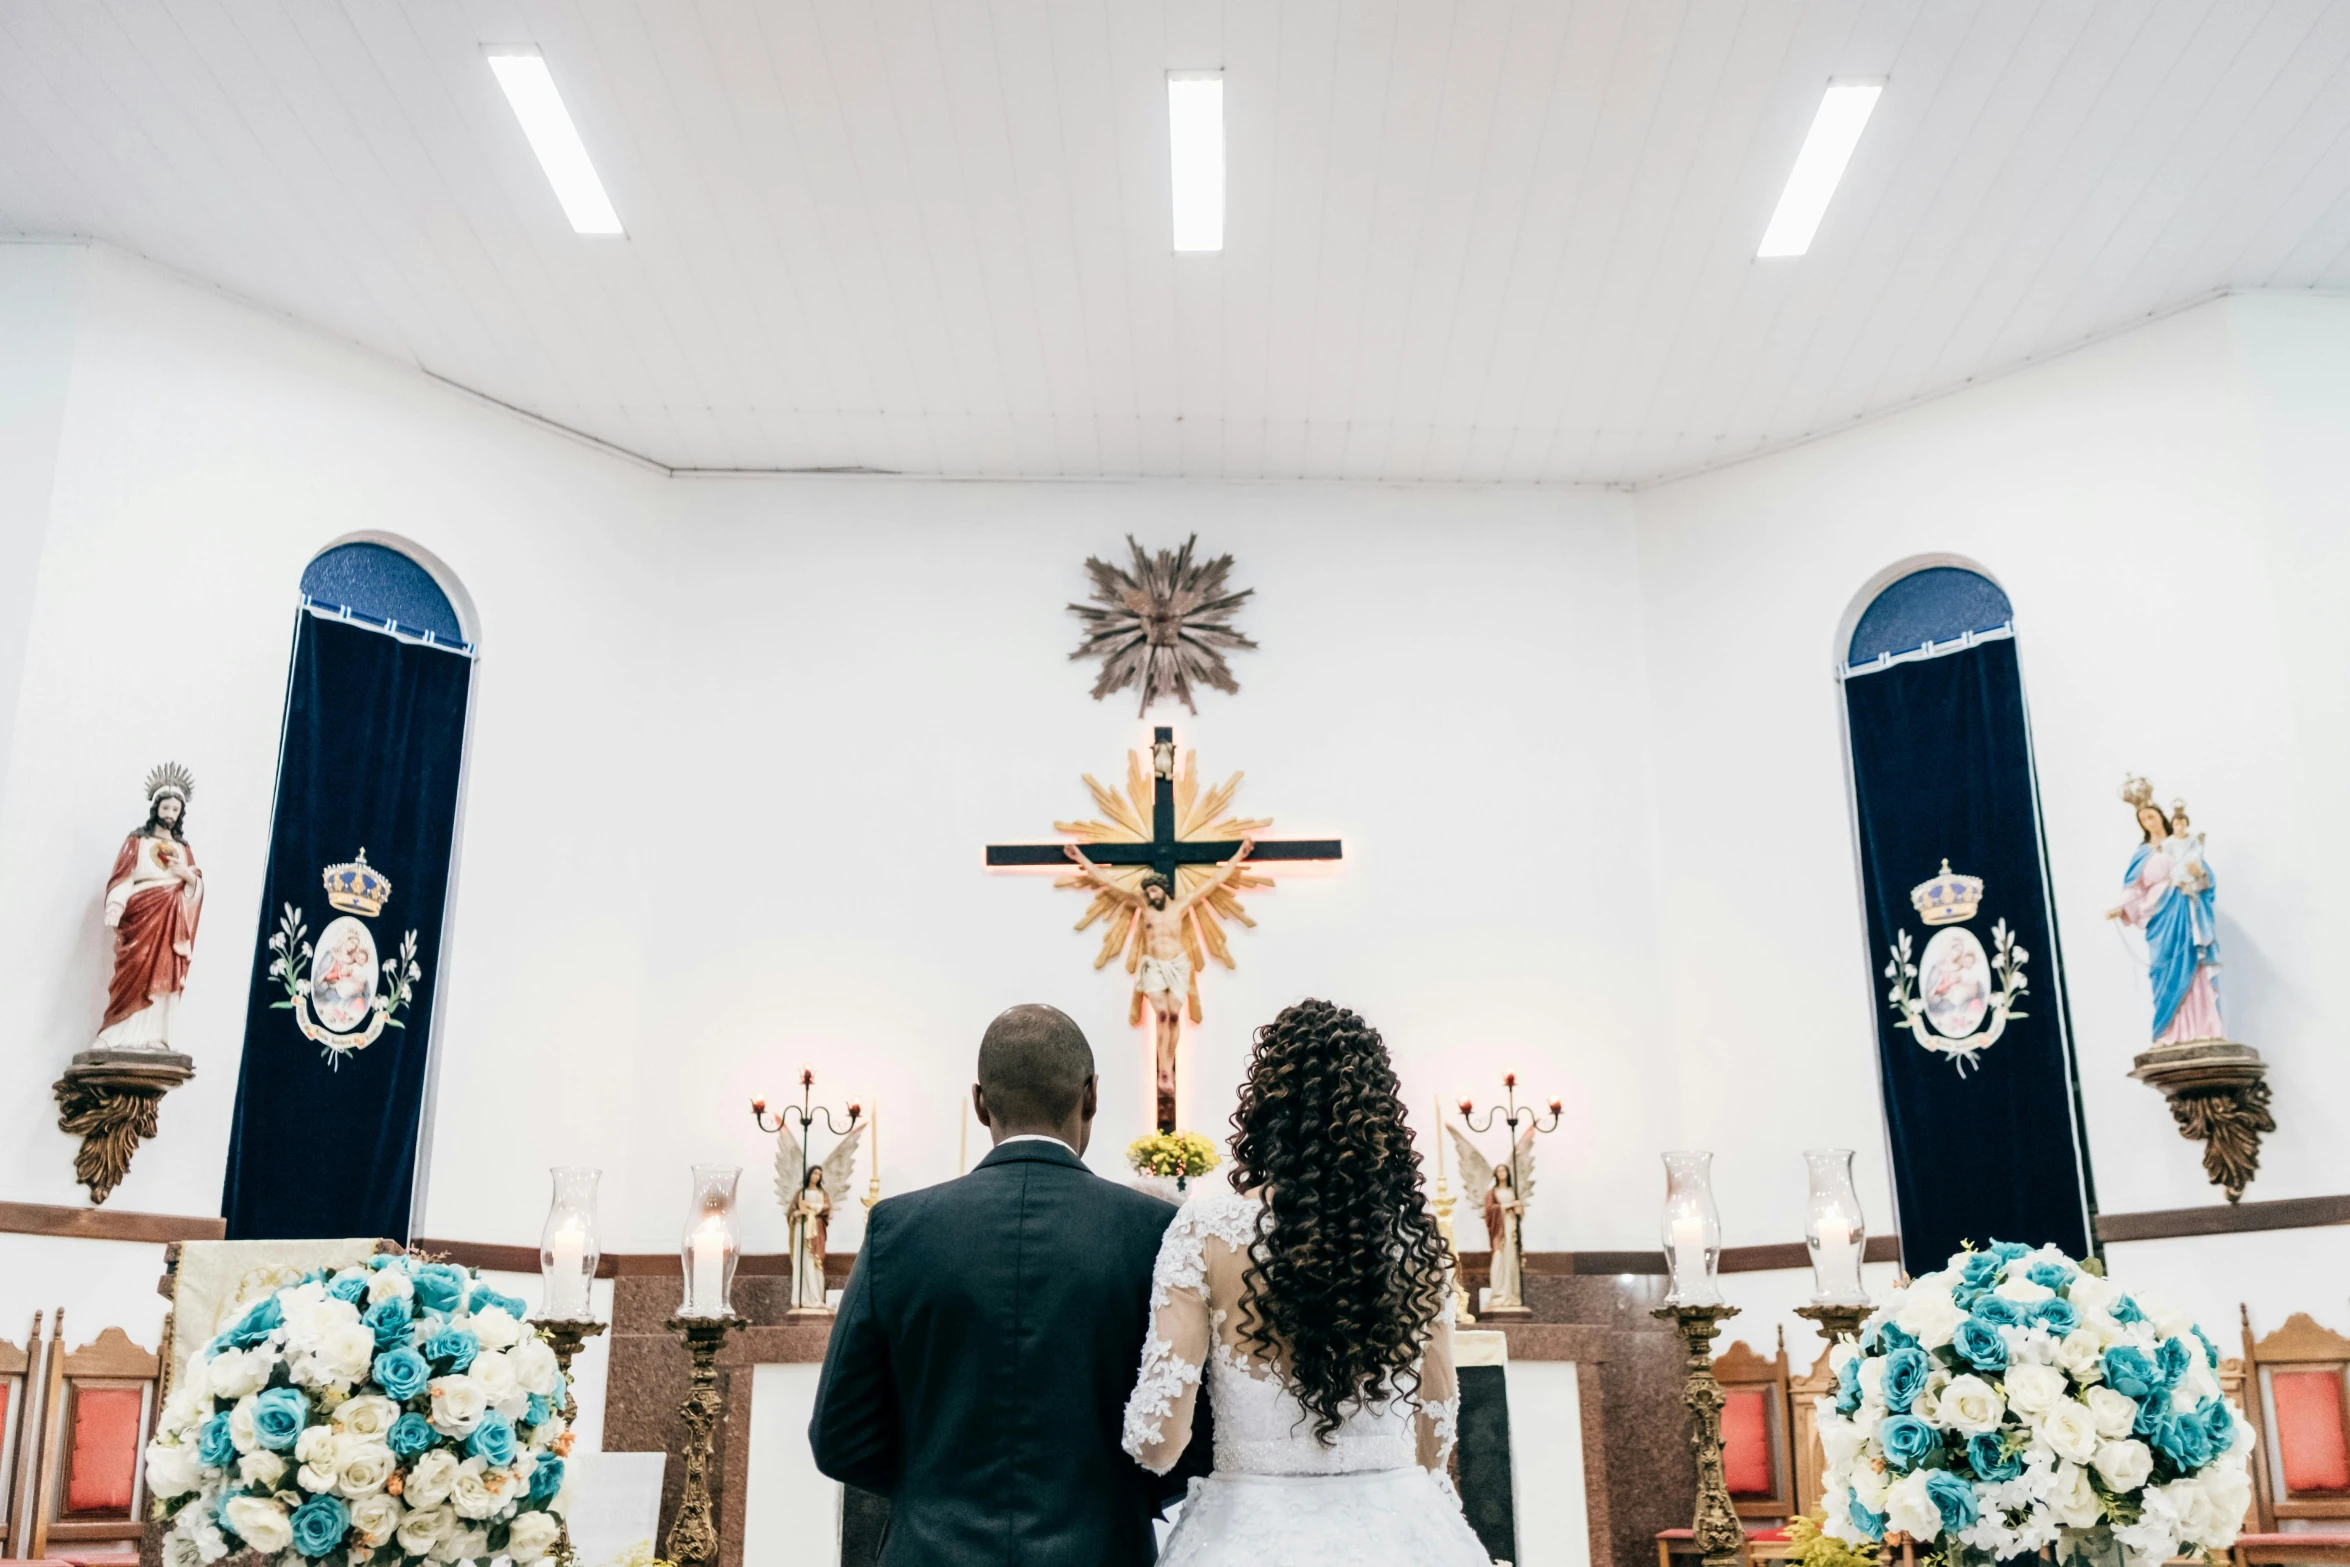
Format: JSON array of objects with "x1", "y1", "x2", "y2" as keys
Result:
[
  {"x1": 1447, "y1": 1122, "x2": 1538, "y2": 1315},
  {"x1": 773, "y1": 1114, "x2": 866, "y2": 1315}
]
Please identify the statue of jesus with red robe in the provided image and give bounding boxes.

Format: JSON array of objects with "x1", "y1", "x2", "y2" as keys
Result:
[{"x1": 98, "y1": 763, "x2": 204, "y2": 1051}]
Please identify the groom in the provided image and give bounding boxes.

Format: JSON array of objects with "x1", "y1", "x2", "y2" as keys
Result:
[{"x1": 810, "y1": 1004, "x2": 1204, "y2": 1565}]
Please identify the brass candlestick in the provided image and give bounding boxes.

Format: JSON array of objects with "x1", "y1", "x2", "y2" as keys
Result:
[
  {"x1": 535, "y1": 1318, "x2": 607, "y2": 1422},
  {"x1": 1793, "y1": 1301, "x2": 1870, "y2": 1348},
  {"x1": 1655, "y1": 1301, "x2": 1746, "y2": 1567},
  {"x1": 663, "y1": 1315, "x2": 739, "y2": 1567}
]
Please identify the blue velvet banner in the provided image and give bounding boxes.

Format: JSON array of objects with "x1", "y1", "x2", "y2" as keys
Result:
[
  {"x1": 221, "y1": 613, "x2": 470, "y2": 1241},
  {"x1": 1843, "y1": 638, "x2": 2095, "y2": 1270}
]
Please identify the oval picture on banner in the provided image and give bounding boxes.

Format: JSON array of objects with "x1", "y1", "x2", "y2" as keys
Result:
[
  {"x1": 1919, "y1": 925, "x2": 1992, "y2": 1040},
  {"x1": 310, "y1": 915, "x2": 380, "y2": 1035}
]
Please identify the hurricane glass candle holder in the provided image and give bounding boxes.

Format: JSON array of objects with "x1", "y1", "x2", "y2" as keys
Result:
[
  {"x1": 1802, "y1": 1147, "x2": 1868, "y2": 1305},
  {"x1": 1660, "y1": 1149, "x2": 1723, "y2": 1306},
  {"x1": 678, "y1": 1164, "x2": 741, "y2": 1318},
  {"x1": 539, "y1": 1165, "x2": 602, "y2": 1320}
]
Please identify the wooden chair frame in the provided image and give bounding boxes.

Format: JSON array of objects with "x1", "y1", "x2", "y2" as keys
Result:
[
  {"x1": 1716, "y1": 1330, "x2": 1797, "y2": 1522},
  {"x1": 1790, "y1": 1339, "x2": 1838, "y2": 1523},
  {"x1": 2, "y1": 1311, "x2": 43, "y2": 1560},
  {"x1": 2234, "y1": 1307, "x2": 2350, "y2": 1567},
  {"x1": 28, "y1": 1316, "x2": 160, "y2": 1559}
]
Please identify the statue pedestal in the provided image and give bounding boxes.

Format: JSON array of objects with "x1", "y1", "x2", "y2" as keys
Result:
[
  {"x1": 2130, "y1": 1038, "x2": 2272, "y2": 1202},
  {"x1": 53, "y1": 1049, "x2": 194, "y2": 1205}
]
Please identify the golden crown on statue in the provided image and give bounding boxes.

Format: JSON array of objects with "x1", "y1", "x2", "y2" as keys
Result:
[
  {"x1": 323, "y1": 849, "x2": 393, "y2": 917},
  {"x1": 1910, "y1": 858, "x2": 1983, "y2": 925}
]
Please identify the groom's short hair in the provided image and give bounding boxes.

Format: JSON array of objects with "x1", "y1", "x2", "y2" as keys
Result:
[{"x1": 978, "y1": 1004, "x2": 1095, "y2": 1124}]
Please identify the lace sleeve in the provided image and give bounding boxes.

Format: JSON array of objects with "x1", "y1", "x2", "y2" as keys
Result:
[
  {"x1": 1415, "y1": 1281, "x2": 1463, "y2": 1497},
  {"x1": 1122, "y1": 1208, "x2": 1214, "y2": 1475}
]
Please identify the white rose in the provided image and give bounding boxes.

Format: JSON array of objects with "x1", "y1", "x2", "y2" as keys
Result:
[
  {"x1": 299, "y1": 1457, "x2": 339, "y2": 1493},
  {"x1": 1852, "y1": 1462, "x2": 1891, "y2": 1508},
  {"x1": 505, "y1": 1511, "x2": 561, "y2": 1564},
  {"x1": 1819, "y1": 1412, "x2": 1866, "y2": 1467},
  {"x1": 349, "y1": 1492, "x2": 405, "y2": 1548},
  {"x1": 1896, "y1": 1283, "x2": 1968, "y2": 1350},
  {"x1": 473, "y1": 1352, "x2": 522, "y2": 1410},
  {"x1": 511, "y1": 1338, "x2": 560, "y2": 1398},
  {"x1": 1858, "y1": 1357, "x2": 1886, "y2": 1406},
  {"x1": 160, "y1": 1381, "x2": 208, "y2": 1436},
  {"x1": 209, "y1": 1347, "x2": 278, "y2": 1400},
  {"x1": 470, "y1": 1307, "x2": 523, "y2": 1352},
  {"x1": 2005, "y1": 1364, "x2": 2067, "y2": 1415},
  {"x1": 1831, "y1": 1338, "x2": 1862, "y2": 1373},
  {"x1": 2199, "y1": 1466, "x2": 2253, "y2": 1548},
  {"x1": 311, "y1": 1321, "x2": 379, "y2": 1386},
  {"x1": 430, "y1": 1375, "x2": 490, "y2": 1435},
  {"x1": 406, "y1": 1448, "x2": 462, "y2": 1508},
  {"x1": 2050, "y1": 1461, "x2": 2103, "y2": 1527},
  {"x1": 294, "y1": 1424, "x2": 333, "y2": 1462},
  {"x1": 228, "y1": 1397, "x2": 260, "y2": 1455},
  {"x1": 2162, "y1": 1476, "x2": 2219, "y2": 1543},
  {"x1": 434, "y1": 1526, "x2": 492, "y2": 1564},
  {"x1": 1884, "y1": 1471, "x2": 1943, "y2": 1541},
  {"x1": 450, "y1": 1456, "x2": 503, "y2": 1520},
  {"x1": 2056, "y1": 1330, "x2": 2108, "y2": 1381},
  {"x1": 224, "y1": 1496, "x2": 295, "y2": 1555},
  {"x1": 1993, "y1": 1275, "x2": 2055, "y2": 1306},
  {"x1": 2039, "y1": 1400, "x2": 2101, "y2": 1464},
  {"x1": 239, "y1": 1450, "x2": 287, "y2": 1489},
  {"x1": 335, "y1": 1395, "x2": 402, "y2": 1438},
  {"x1": 1939, "y1": 1373, "x2": 2005, "y2": 1434},
  {"x1": 397, "y1": 1503, "x2": 455, "y2": 1555},
  {"x1": 2084, "y1": 1386, "x2": 2138, "y2": 1438},
  {"x1": 337, "y1": 1439, "x2": 399, "y2": 1498},
  {"x1": 1853, "y1": 1401, "x2": 1883, "y2": 1440},
  {"x1": 366, "y1": 1268, "x2": 416, "y2": 1306},
  {"x1": 146, "y1": 1441, "x2": 203, "y2": 1498},
  {"x1": 2068, "y1": 1274, "x2": 2116, "y2": 1314},
  {"x1": 2095, "y1": 1438, "x2": 2155, "y2": 1493},
  {"x1": 2180, "y1": 1357, "x2": 2220, "y2": 1407},
  {"x1": 170, "y1": 1505, "x2": 230, "y2": 1565},
  {"x1": 2147, "y1": 1298, "x2": 2194, "y2": 1340}
]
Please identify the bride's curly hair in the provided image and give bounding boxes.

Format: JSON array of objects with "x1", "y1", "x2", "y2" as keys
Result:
[{"x1": 1228, "y1": 998, "x2": 1452, "y2": 1443}]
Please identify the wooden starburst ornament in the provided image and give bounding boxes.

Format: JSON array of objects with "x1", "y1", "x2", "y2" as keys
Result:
[{"x1": 1069, "y1": 535, "x2": 1257, "y2": 715}]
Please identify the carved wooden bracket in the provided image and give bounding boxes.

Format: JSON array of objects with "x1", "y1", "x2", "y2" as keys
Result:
[
  {"x1": 52, "y1": 1048, "x2": 195, "y2": 1205},
  {"x1": 2130, "y1": 1039, "x2": 2273, "y2": 1203}
]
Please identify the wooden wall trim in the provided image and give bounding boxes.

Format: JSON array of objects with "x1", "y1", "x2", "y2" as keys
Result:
[
  {"x1": 0, "y1": 1201, "x2": 225, "y2": 1244},
  {"x1": 2095, "y1": 1193, "x2": 2350, "y2": 1244}
]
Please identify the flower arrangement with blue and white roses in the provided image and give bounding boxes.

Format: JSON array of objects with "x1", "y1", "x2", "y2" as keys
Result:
[
  {"x1": 1816, "y1": 1242, "x2": 2253, "y2": 1567},
  {"x1": 143, "y1": 1255, "x2": 572, "y2": 1567}
]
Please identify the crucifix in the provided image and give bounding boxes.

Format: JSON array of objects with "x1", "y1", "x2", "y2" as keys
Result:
[{"x1": 987, "y1": 726, "x2": 1343, "y2": 1131}]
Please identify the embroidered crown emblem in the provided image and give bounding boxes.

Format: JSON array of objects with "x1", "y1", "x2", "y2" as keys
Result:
[
  {"x1": 323, "y1": 849, "x2": 392, "y2": 917},
  {"x1": 1910, "y1": 858, "x2": 1983, "y2": 926}
]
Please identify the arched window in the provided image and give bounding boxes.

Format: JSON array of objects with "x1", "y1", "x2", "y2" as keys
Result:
[
  {"x1": 222, "y1": 539, "x2": 475, "y2": 1241},
  {"x1": 1841, "y1": 564, "x2": 2094, "y2": 1269}
]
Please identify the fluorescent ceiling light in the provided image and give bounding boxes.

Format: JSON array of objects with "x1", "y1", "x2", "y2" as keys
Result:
[
  {"x1": 1168, "y1": 71, "x2": 1225, "y2": 253},
  {"x1": 486, "y1": 50, "x2": 623, "y2": 235},
  {"x1": 1757, "y1": 80, "x2": 1882, "y2": 258}
]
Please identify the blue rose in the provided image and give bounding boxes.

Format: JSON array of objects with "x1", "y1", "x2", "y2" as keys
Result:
[
  {"x1": 1882, "y1": 1346, "x2": 1932, "y2": 1413},
  {"x1": 525, "y1": 1393, "x2": 553, "y2": 1429},
  {"x1": 386, "y1": 1412, "x2": 437, "y2": 1459},
  {"x1": 2113, "y1": 1294, "x2": 2146, "y2": 1325},
  {"x1": 364, "y1": 1294, "x2": 414, "y2": 1350},
  {"x1": 1926, "y1": 1469, "x2": 1980, "y2": 1531},
  {"x1": 372, "y1": 1345, "x2": 430, "y2": 1401},
  {"x1": 1953, "y1": 1318, "x2": 2009, "y2": 1373},
  {"x1": 1846, "y1": 1490, "x2": 1887, "y2": 1542},
  {"x1": 2104, "y1": 1345, "x2": 2158, "y2": 1399},
  {"x1": 1971, "y1": 1294, "x2": 2023, "y2": 1328},
  {"x1": 424, "y1": 1325, "x2": 479, "y2": 1373},
  {"x1": 251, "y1": 1386, "x2": 310, "y2": 1451},
  {"x1": 2027, "y1": 1259, "x2": 2075, "y2": 1290},
  {"x1": 2133, "y1": 1392, "x2": 2165, "y2": 1437},
  {"x1": 1966, "y1": 1430, "x2": 2022, "y2": 1483},
  {"x1": 1833, "y1": 1356, "x2": 1863, "y2": 1415},
  {"x1": 327, "y1": 1273, "x2": 369, "y2": 1306},
  {"x1": 2154, "y1": 1336, "x2": 2193, "y2": 1391},
  {"x1": 196, "y1": 1413, "x2": 237, "y2": 1469},
  {"x1": 2031, "y1": 1299, "x2": 2080, "y2": 1337},
  {"x1": 551, "y1": 1374, "x2": 567, "y2": 1410},
  {"x1": 1877, "y1": 1320, "x2": 1919, "y2": 1354},
  {"x1": 1879, "y1": 1414, "x2": 1938, "y2": 1473},
  {"x1": 469, "y1": 1284, "x2": 528, "y2": 1320},
  {"x1": 1989, "y1": 1240, "x2": 2033, "y2": 1265},
  {"x1": 222, "y1": 1296, "x2": 282, "y2": 1350},
  {"x1": 2193, "y1": 1325, "x2": 2221, "y2": 1369},
  {"x1": 527, "y1": 1457, "x2": 566, "y2": 1506},
  {"x1": 2152, "y1": 1411, "x2": 2213, "y2": 1473},
  {"x1": 2199, "y1": 1398, "x2": 2235, "y2": 1452},
  {"x1": 466, "y1": 1410, "x2": 519, "y2": 1468},
  {"x1": 1960, "y1": 1251, "x2": 2002, "y2": 1288},
  {"x1": 289, "y1": 1493, "x2": 349, "y2": 1558},
  {"x1": 412, "y1": 1264, "x2": 469, "y2": 1314}
]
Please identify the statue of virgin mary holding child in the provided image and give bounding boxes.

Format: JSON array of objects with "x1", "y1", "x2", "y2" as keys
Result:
[{"x1": 2107, "y1": 776, "x2": 2224, "y2": 1044}]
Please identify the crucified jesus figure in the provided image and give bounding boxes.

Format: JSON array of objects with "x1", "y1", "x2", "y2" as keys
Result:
[{"x1": 1064, "y1": 837, "x2": 1254, "y2": 1130}]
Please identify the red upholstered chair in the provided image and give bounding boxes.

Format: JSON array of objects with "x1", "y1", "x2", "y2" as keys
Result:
[
  {"x1": 2235, "y1": 1308, "x2": 2350, "y2": 1566},
  {"x1": 1, "y1": 1314, "x2": 40, "y2": 1560},
  {"x1": 1658, "y1": 1332, "x2": 1799, "y2": 1567},
  {"x1": 25, "y1": 1320, "x2": 158, "y2": 1562}
]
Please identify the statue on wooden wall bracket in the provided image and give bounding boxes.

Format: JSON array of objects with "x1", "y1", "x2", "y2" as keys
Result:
[
  {"x1": 54, "y1": 763, "x2": 203, "y2": 1203},
  {"x1": 2107, "y1": 775, "x2": 2272, "y2": 1202},
  {"x1": 1882, "y1": 858, "x2": 2031, "y2": 1078},
  {"x1": 1068, "y1": 534, "x2": 1256, "y2": 714}
]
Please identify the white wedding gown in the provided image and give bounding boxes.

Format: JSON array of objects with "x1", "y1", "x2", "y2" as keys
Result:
[{"x1": 1122, "y1": 1189, "x2": 1501, "y2": 1567}]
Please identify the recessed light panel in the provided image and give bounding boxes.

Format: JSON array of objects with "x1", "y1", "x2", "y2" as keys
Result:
[
  {"x1": 1168, "y1": 71, "x2": 1225, "y2": 253},
  {"x1": 486, "y1": 50, "x2": 623, "y2": 236},
  {"x1": 1757, "y1": 80, "x2": 1882, "y2": 259}
]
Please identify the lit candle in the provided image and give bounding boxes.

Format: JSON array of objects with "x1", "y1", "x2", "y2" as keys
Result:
[
  {"x1": 1670, "y1": 1214, "x2": 1709, "y2": 1295},
  {"x1": 1815, "y1": 1216, "x2": 1859, "y2": 1296},
  {"x1": 691, "y1": 1215, "x2": 727, "y2": 1315},
  {"x1": 549, "y1": 1219, "x2": 586, "y2": 1314}
]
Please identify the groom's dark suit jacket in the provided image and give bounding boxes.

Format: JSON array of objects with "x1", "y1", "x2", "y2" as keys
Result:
[{"x1": 809, "y1": 1137, "x2": 1198, "y2": 1567}]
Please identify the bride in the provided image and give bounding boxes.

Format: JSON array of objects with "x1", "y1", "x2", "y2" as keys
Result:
[{"x1": 1121, "y1": 999, "x2": 1499, "y2": 1566}]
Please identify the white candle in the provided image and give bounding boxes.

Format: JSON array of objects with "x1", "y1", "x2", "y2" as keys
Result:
[
  {"x1": 1815, "y1": 1216, "x2": 1859, "y2": 1296},
  {"x1": 1670, "y1": 1214, "x2": 1709, "y2": 1294},
  {"x1": 549, "y1": 1219, "x2": 586, "y2": 1315},
  {"x1": 691, "y1": 1216, "x2": 727, "y2": 1315}
]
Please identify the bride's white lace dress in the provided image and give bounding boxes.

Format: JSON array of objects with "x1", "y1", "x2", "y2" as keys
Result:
[{"x1": 1122, "y1": 1188, "x2": 1500, "y2": 1567}]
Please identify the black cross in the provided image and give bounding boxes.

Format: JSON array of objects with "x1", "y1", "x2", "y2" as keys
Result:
[{"x1": 984, "y1": 726, "x2": 1343, "y2": 880}]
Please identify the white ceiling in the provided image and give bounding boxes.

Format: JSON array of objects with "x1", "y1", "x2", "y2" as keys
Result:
[{"x1": 5, "y1": 1, "x2": 2350, "y2": 485}]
